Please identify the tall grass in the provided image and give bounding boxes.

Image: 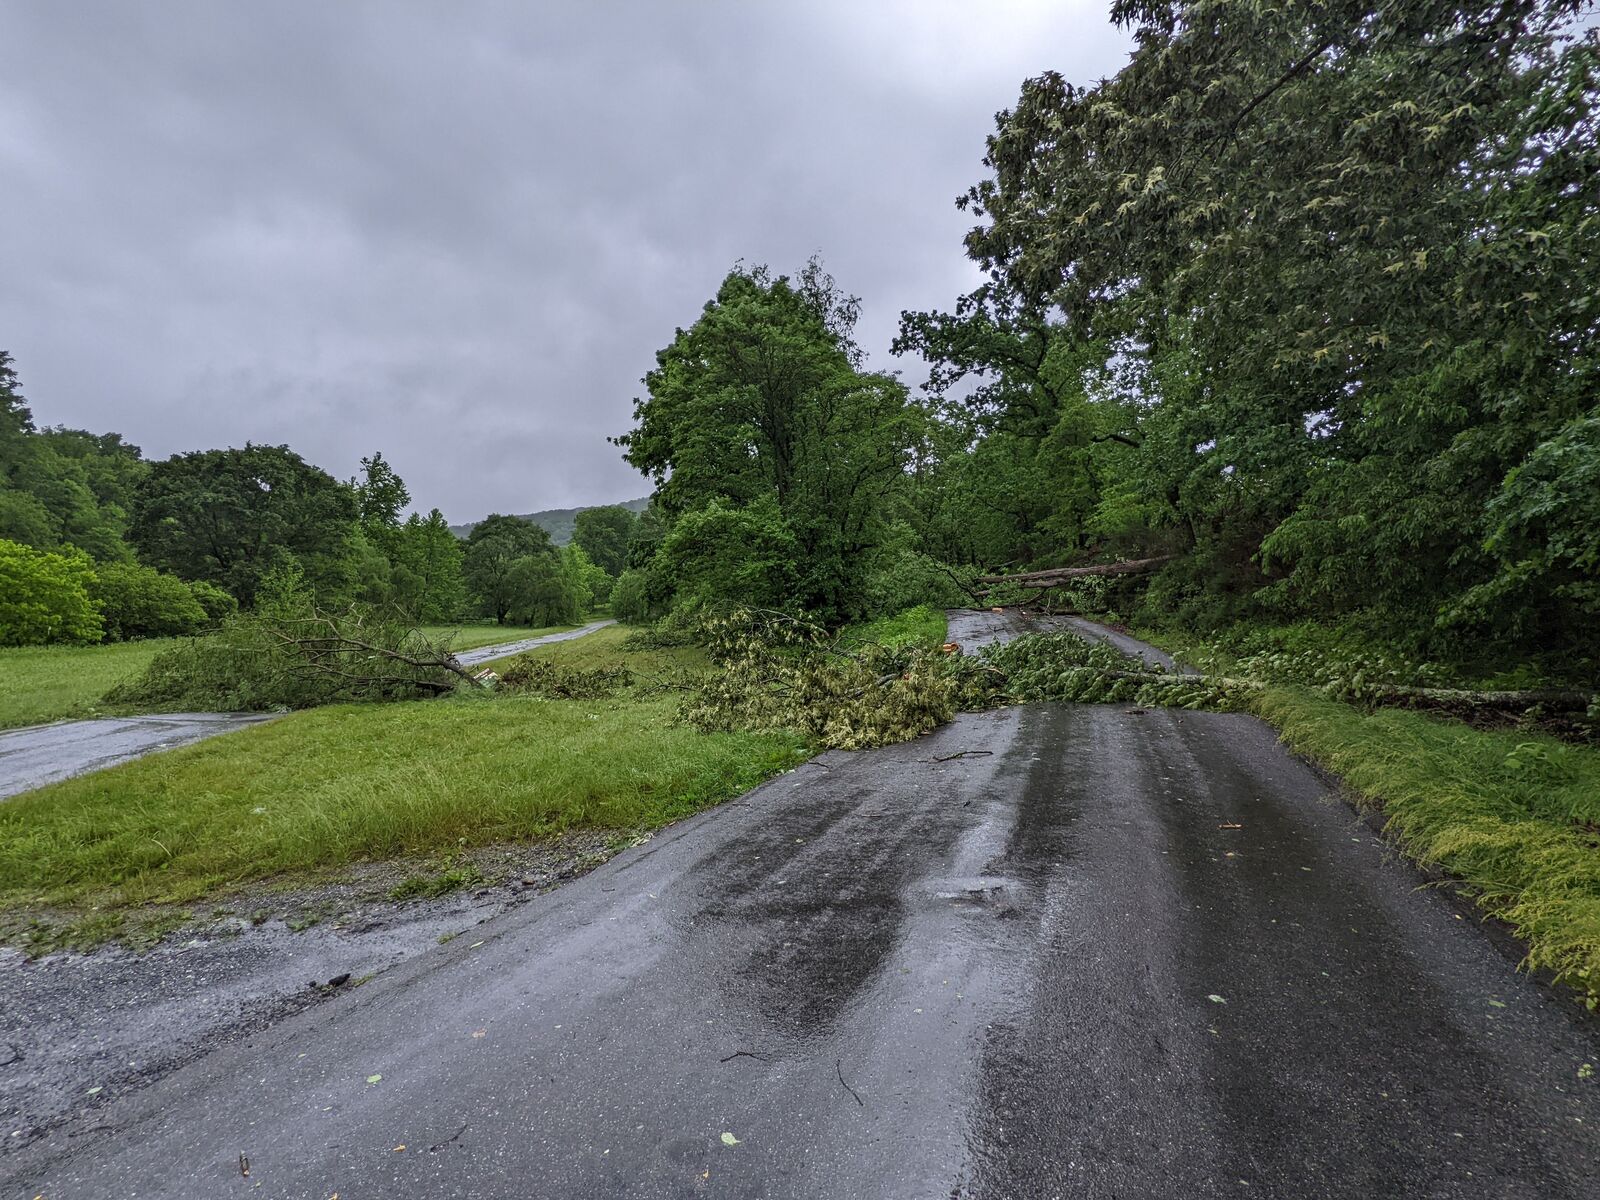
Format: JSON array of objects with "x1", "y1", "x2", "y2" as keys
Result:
[{"x1": 0, "y1": 693, "x2": 805, "y2": 910}]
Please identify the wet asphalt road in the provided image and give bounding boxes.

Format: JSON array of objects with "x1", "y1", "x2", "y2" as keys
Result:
[
  {"x1": 6, "y1": 611, "x2": 1598, "y2": 1198},
  {"x1": 454, "y1": 619, "x2": 616, "y2": 667},
  {"x1": 0, "y1": 621, "x2": 615, "y2": 800},
  {"x1": 0, "y1": 712, "x2": 276, "y2": 800}
]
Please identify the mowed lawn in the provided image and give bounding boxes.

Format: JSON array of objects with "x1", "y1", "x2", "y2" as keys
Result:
[
  {"x1": 0, "y1": 626, "x2": 806, "y2": 915},
  {"x1": 0, "y1": 639, "x2": 177, "y2": 730},
  {"x1": 0, "y1": 623, "x2": 574, "y2": 731}
]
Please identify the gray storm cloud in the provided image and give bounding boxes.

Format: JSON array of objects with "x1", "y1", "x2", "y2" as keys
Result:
[{"x1": 0, "y1": 0, "x2": 1130, "y2": 520}]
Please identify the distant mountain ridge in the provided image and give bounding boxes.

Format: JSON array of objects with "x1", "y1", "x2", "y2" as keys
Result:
[{"x1": 450, "y1": 496, "x2": 651, "y2": 545}]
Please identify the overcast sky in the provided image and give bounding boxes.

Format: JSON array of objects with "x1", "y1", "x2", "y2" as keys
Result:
[{"x1": 0, "y1": 1, "x2": 1131, "y2": 521}]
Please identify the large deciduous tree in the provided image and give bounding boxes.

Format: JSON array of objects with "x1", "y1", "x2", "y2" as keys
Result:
[
  {"x1": 905, "y1": 0, "x2": 1600, "y2": 657},
  {"x1": 462, "y1": 514, "x2": 557, "y2": 624},
  {"x1": 617, "y1": 260, "x2": 925, "y2": 622},
  {"x1": 129, "y1": 444, "x2": 358, "y2": 607},
  {"x1": 572, "y1": 505, "x2": 637, "y2": 577}
]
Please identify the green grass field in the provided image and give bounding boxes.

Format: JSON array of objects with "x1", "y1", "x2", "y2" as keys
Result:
[
  {"x1": 0, "y1": 626, "x2": 806, "y2": 925},
  {"x1": 0, "y1": 623, "x2": 575, "y2": 731},
  {"x1": 0, "y1": 639, "x2": 176, "y2": 730}
]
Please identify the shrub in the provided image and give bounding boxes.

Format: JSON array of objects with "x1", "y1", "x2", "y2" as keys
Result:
[
  {"x1": 0, "y1": 538, "x2": 103, "y2": 646},
  {"x1": 90, "y1": 561, "x2": 208, "y2": 640},
  {"x1": 497, "y1": 658, "x2": 634, "y2": 700},
  {"x1": 186, "y1": 579, "x2": 239, "y2": 624}
]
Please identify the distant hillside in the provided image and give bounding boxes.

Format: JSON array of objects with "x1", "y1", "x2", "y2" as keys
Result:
[{"x1": 450, "y1": 496, "x2": 651, "y2": 545}]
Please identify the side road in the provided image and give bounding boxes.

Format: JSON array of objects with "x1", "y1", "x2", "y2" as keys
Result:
[
  {"x1": 7, "y1": 610, "x2": 1596, "y2": 1198},
  {"x1": 0, "y1": 620, "x2": 615, "y2": 800}
]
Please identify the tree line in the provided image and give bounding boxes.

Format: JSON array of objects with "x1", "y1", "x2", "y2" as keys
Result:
[
  {"x1": 614, "y1": 0, "x2": 1599, "y2": 677},
  {"x1": 0, "y1": 351, "x2": 638, "y2": 646}
]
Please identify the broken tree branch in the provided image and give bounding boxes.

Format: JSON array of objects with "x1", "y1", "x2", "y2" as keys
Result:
[{"x1": 976, "y1": 555, "x2": 1176, "y2": 587}]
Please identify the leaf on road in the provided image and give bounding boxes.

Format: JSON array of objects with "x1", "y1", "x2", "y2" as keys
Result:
[
  {"x1": 366, "y1": 1074, "x2": 382, "y2": 1085},
  {"x1": 1579, "y1": 1063, "x2": 1594, "y2": 1080},
  {"x1": 1488, "y1": 1000, "x2": 1507, "y2": 1009},
  {"x1": 471, "y1": 1029, "x2": 487, "y2": 1038},
  {"x1": 393, "y1": 1144, "x2": 406, "y2": 1152},
  {"x1": 720, "y1": 1132, "x2": 741, "y2": 1147},
  {"x1": 1207, "y1": 994, "x2": 1227, "y2": 1005}
]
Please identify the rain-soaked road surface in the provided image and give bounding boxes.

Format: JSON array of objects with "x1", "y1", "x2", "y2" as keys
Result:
[
  {"x1": 0, "y1": 711, "x2": 276, "y2": 799},
  {"x1": 0, "y1": 621, "x2": 615, "y2": 800},
  {"x1": 6, "y1": 611, "x2": 1598, "y2": 1197},
  {"x1": 453, "y1": 618, "x2": 615, "y2": 667}
]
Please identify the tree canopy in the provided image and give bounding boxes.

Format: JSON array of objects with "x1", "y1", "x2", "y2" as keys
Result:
[{"x1": 617, "y1": 260, "x2": 928, "y2": 623}]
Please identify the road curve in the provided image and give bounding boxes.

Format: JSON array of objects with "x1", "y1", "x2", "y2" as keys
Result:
[
  {"x1": 455, "y1": 618, "x2": 616, "y2": 666},
  {"x1": 0, "y1": 712, "x2": 277, "y2": 800},
  {"x1": 5, "y1": 610, "x2": 1597, "y2": 1197},
  {"x1": 0, "y1": 621, "x2": 617, "y2": 800}
]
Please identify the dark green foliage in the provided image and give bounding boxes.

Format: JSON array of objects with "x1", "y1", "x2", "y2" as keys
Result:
[
  {"x1": 503, "y1": 553, "x2": 583, "y2": 627},
  {"x1": 653, "y1": 499, "x2": 798, "y2": 611},
  {"x1": 0, "y1": 538, "x2": 103, "y2": 646},
  {"x1": 463, "y1": 514, "x2": 560, "y2": 623},
  {"x1": 90, "y1": 562, "x2": 208, "y2": 640},
  {"x1": 186, "y1": 580, "x2": 238, "y2": 624},
  {"x1": 617, "y1": 260, "x2": 929, "y2": 624},
  {"x1": 0, "y1": 353, "x2": 145, "y2": 562},
  {"x1": 898, "y1": 0, "x2": 1600, "y2": 668},
  {"x1": 129, "y1": 444, "x2": 357, "y2": 606},
  {"x1": 572, "y1": 505, "x2": 637, "y2": 576}
]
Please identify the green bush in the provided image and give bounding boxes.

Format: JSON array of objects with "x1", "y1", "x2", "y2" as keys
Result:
[
  {"x1": 0, "y1": 538, "x2": 103, "y2": 646},
  {"x1": 90, "y1": 562, "x2": 208, "y2": 640},
  {"x1": 862, "y1": 550, "x2": 969, "y2": 616},
  {"x1": 186, "y1": 579, "x2": 239, "y2": 624},
  {"x1": 654, "y1": 499, "x2": 798, "y2": 612},
  {"x1": 839, "y1": 604, "x2": 948, "y2": 650}
]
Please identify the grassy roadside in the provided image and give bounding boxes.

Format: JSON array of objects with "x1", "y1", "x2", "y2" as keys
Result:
[
  {"x1": 0, "y1": 623, "x2": 575, "y2": 731},
  {"x1": 0, "y1": 626, "x2": 806, "y2": 940},
  {"x1": 1135, "y1": 624, "x2": 1600, "y2": 1006}
]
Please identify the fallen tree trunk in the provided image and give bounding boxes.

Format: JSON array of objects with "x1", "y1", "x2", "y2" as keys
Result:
[{"x1": 977, "y1": 555, "x2": 1176, "y2": 587}]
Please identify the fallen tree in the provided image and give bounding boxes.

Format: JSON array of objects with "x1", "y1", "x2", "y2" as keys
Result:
[{"x1": 976, "y1": 555, "x2": 1175, "y2": 588}]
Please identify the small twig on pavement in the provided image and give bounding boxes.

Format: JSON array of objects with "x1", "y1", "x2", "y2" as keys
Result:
[
  {"x1": 428, "y1": 1123, "x2": 470, "y2": 1152},
  {"x1": 836, "y1": 1058, "x2": 864, "y2": 1107},
  {"x1": 932, "y1": 750, "x2": 994, "y2": 762},
  {"x1": 720, "y1": 1050, "x2": 770, "y2": 1063}
]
